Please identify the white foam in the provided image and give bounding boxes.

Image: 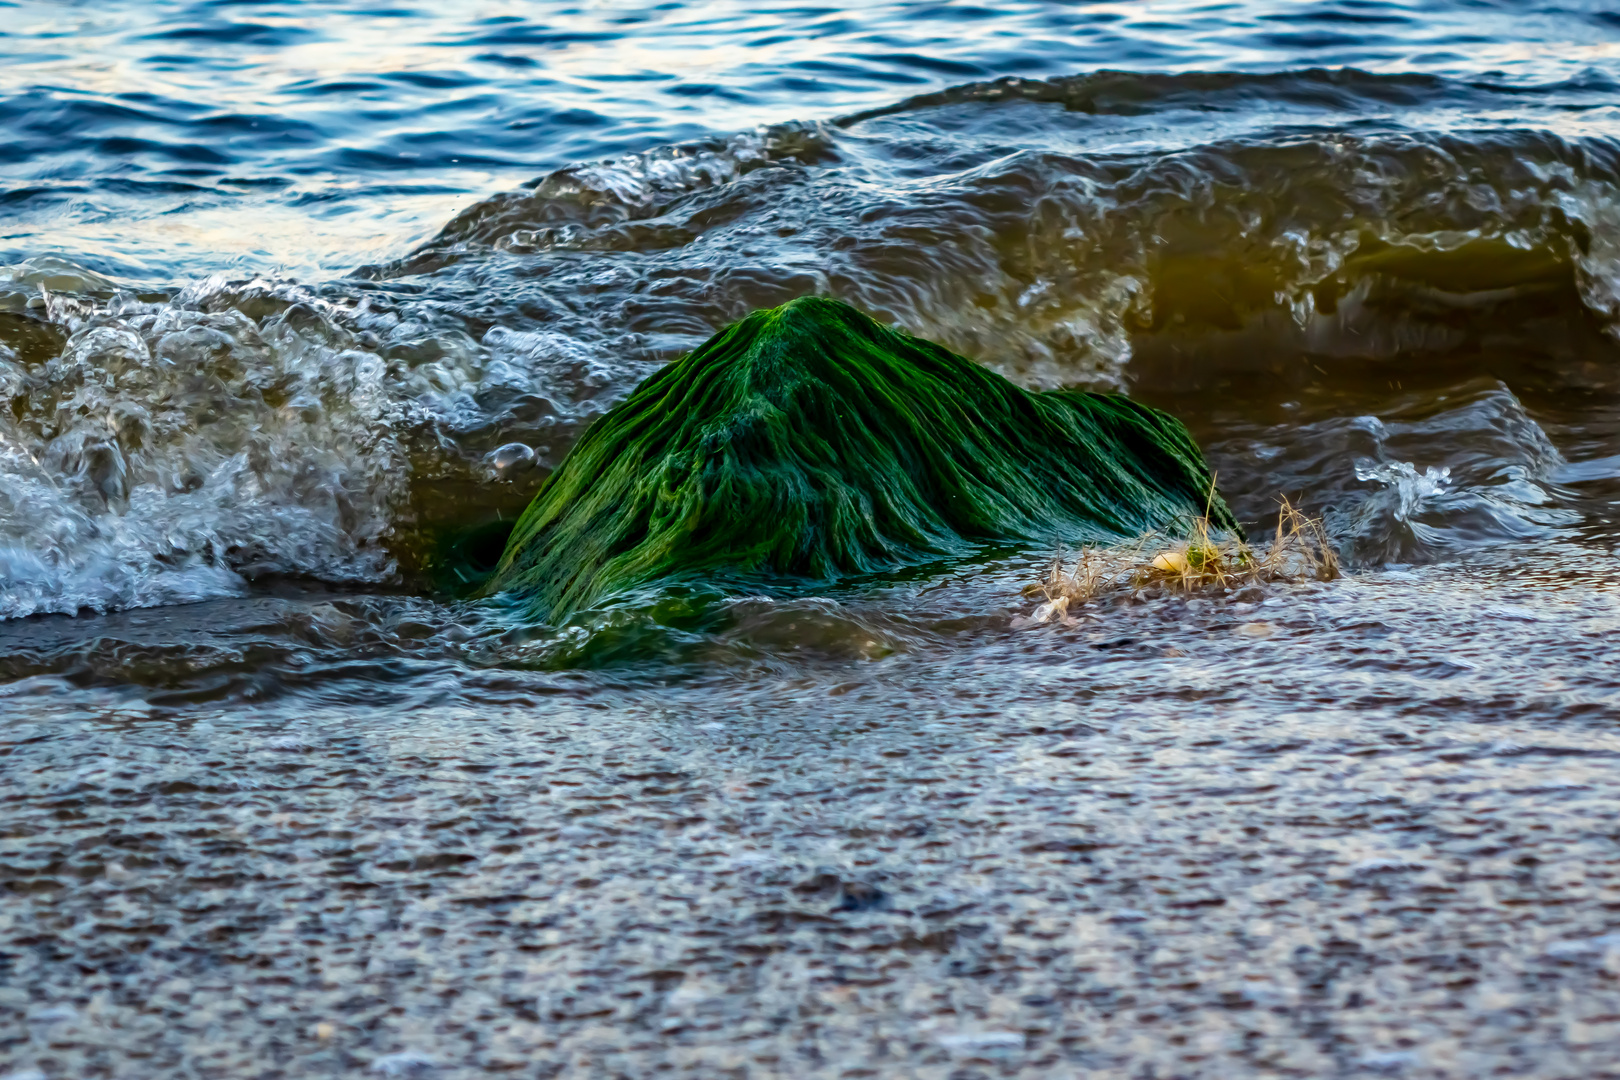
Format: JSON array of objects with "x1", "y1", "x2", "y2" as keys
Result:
[{"x1": 0, "y1": 271, "x2": 410, "y2": 618}]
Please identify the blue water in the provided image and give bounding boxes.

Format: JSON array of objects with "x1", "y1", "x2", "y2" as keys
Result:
[{"x1": 6, "y1": 1, "x2": 1620, "y2": 276}]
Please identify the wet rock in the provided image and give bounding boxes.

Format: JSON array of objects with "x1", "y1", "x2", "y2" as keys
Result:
[{"x1": 485, "y1": 297, "x2": 1232, "y2": 620}]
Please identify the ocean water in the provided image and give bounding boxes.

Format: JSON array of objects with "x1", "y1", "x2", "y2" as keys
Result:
[{"x1": 7, "y1": 3, "x2": 1620, "y2": 1077}]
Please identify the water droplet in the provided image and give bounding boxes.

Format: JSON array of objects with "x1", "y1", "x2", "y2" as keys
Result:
[{"x1": 487, "y1": 442, "x2": 536, "y2": 476}]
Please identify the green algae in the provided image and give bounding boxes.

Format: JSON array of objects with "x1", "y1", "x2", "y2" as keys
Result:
[{"x1": 483, "y1": 297, "x2": 1236, "y2": 621}]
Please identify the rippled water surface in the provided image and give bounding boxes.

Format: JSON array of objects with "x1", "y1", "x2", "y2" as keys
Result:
[{"x1": 7, "y1": 2, "x2": 1620, "y2": 1077}]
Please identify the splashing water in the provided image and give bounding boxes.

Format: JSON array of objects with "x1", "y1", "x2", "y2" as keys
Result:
[
  {"x1": 0, "y1": 276, "x2": 412, "y2": 616},
  {"x1": 1355, "y1": 461, "x2": 1454, "y2": 522}
]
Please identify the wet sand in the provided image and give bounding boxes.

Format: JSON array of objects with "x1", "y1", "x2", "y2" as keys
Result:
[{"x1": 7, "y1": 552, "x2": 1620, "y2": 1078}]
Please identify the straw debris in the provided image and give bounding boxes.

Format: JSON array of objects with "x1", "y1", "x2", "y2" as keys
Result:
[{"x1": 1023, "y1": 496, "x2": 1338, "y2": 623}]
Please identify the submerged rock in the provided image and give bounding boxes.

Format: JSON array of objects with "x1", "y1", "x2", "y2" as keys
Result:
[{"x1": 483, "y1": 297, "x2": 1235, "y2": 620}]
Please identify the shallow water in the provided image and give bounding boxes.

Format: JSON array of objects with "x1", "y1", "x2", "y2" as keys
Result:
[{"x1": 7, "y1": 2, "x2": 1620, "y2": 1077}]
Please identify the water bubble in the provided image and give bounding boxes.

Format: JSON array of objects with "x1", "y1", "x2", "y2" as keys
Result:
[{"x1": 486, "y1": 442, "x2": 536, "y2": 477}]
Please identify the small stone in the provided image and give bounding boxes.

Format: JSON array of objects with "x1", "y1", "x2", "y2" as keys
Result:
[
  {"x1": 1546, "y1": 933, "x2": 1620, "y2": 961},
  {"x1": 1151, "y1": 551, "x2": 1189, "y2": 573},
  {"x1": 28, "y1": 1005, "x2": 77, "y2": 1024},
  {"x1": 938, "y1": 1031, "x2": 1025, "y2": 1052},
  {"x1": 371, "y1": 1050, "x2": 435, "y2": 1076},
  {"x1": 315, "y1": 1022, "x2": 335, "y2": 1040},
  {"x1": 1359, "y1": 1050, "x2": 1418, "y2": 1073},
  {"x1": 1236, "y1": 621, "x2": 1274, "y2": 638}
]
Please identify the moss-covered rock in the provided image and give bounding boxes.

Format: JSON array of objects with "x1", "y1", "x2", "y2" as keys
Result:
[{"x1": 483, "y1": 297, "x2": 1235, "y2": 620}]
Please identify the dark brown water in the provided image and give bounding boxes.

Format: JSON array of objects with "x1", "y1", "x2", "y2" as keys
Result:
[{"x1": 7, "y1": 3, "x2": 1620, "y2": 1077}]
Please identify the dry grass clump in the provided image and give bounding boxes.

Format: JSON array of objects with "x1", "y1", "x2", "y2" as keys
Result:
[{"x1": 1024, "y1": 495, "x2": 1338, "y2": 622}]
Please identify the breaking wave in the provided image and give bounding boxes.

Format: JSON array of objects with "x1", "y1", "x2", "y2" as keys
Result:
[{"x1": 4, "y1": 70, "x2": 1620, "y2": 617}]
